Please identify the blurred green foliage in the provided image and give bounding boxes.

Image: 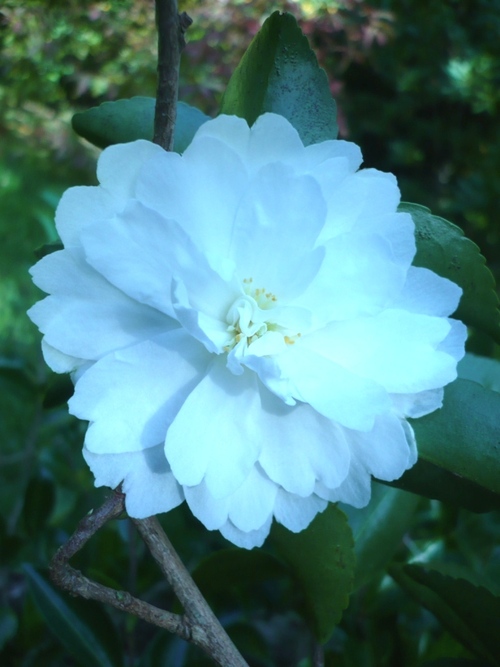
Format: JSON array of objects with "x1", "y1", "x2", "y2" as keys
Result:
[{"x1": 1, "y1": 1, "x2": 500, "y2": 665}]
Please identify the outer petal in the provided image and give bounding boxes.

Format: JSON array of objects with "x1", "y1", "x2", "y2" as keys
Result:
[
  {"x1": 304, "y1": 310, "x2": 459, "y2": 393},
  {"x1": 81, "y1": 201, "x2": 239, "y2": 327},
  {"x1": 317, "y1": 413, "x2": 416, "y2": 507},
  {"x1": 273, "y1": 490, "x2": 328, "y2": 532},
  {"x1": 219, "y1": 516, "x2": 273, "y2": 550},
  {"x1": 183, "y1": 464, "x2": 277, "y2": 533},
  {"x1": 56, "y1": 140, "x2": 165, "y2": 246},
  {"x1": 391, "y1": 266, "x2": 463, "y2": 316},
  {"x1": 165, "y1": 359, "x2": 263, "y2": 498},
  {"x1": 318, "y1": 169, "x2": 401, "y2": 241},
  {"x1": 70, "y1": 331, "x2": 211, "y2": 454},
  {"x1": 40, "y1": 339, "x2": 87, "y2": 374},
  {"x1": 257, "y1": 388, "x2": 351, "y2": 496},
  {"x1": 83, "y1": 444, "x2": 184, "y2": 518},
  {"x1": 28, "y1": 249, "x2": 172, "y2": 362}
]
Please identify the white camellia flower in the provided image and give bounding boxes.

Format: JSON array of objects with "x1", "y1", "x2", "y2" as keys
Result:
[{"x1": 28, "y1": 113, "x2": 466, "y2": 549}]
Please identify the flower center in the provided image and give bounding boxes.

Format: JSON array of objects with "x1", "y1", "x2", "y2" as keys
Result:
[{"x1": 223, "y1": 278, "x2": 301, "y2": 361}]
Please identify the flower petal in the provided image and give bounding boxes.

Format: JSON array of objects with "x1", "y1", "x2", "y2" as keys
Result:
[
  {"x1": 81, "y1": 200, "x2": 238, "y2": 325},
  {"x1": 184, "y1": 466, "x2": 277, "y2": 536},
  {"x1": 391, "y1": 266, "x2": 463, "y2": 316},
  {"x1": 279, "y1": 345, "x2": 390, "y2": 430},
  {"x1": 70, "y1": 331, "x2": 210, "y2": 454},
  {"x1": 304, "y1": 310, "x2": 460, "y2": 393},
  {"x1": 165, "y1": 359, "x2": 263, "y2": 498},
  {"x1": 56, "y1": 141, "x2": 165, "y2": 247},
  {"x1": 28, "y1": 249, "x2": 172, "y2": 362},
  {"x1": 273, "y1": 490, "x2": 328, "y2": 532},
  {"x1": 318, "y1": 169, "x2": 401, "y2": 241},
  {"x1": 318, "y1": 413, "x2": 415, "y2": 507},
  {"x1": 137, "y1": 136, "x2": 249, "y2": 263},
  {"x1": 83, "y1": 444, "x2": 184, "y2": 518},
  {"x1": 257, "y1": 388, "x2": 351, "y2": 496},
  {"x1": 219, "y1": 515, "x2": 273, "y2": 549},
  {"x1": 230, "y1": 162, "x2": 326, "y2": 299}
]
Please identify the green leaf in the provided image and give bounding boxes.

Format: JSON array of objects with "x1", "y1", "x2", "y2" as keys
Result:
[
  {"x1": 269, "y1": 504, "x2": 355, "y2": 644},
  {"x1": 341, "y1": 482, "x2": 420, "y2": 590},
  {"x1": 400, "y1": 202, "x2": 500, "y2": 343},
  {"x1": 390, "y1": 563, "x2": 500, "y2": 666},
  {"x1": 72, "y1": 97, "x2": 210, "y2": 152},
  {"x1": 458, "y1": 353, "x2": 500, "y2": 393},
  {"x1": 192, "y1": 548, "x2": 288, "y2": 612},
  {"x1": 23, "y1": 565, "x2": 123, "y2": 667},
  {"x1": 385, "y1": 379, "x2": 500, "y2": 512},
  {"x1": 220, "y1": 11, "x2": 337, "y2": 145}
]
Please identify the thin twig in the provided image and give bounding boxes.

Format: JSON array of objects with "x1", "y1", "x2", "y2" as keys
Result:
[
  {"x1": 153, "y1": 0, "x2": 192, "y2": 150},
  {"x1": 49, "y1": 488, "x2": 249, "y2": 666},
  {"x1": 133, "y1": 517, "x2": 249, "y2": 667}
]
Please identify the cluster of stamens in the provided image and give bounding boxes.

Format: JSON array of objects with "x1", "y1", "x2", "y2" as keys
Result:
[{"x1": 224, "y1": 278, "x2": 301, "y2": 354}]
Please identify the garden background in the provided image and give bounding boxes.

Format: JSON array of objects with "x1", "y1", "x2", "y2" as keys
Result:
[{"x1": 1, "y1": 1, "x2": 500, "y2": 665}]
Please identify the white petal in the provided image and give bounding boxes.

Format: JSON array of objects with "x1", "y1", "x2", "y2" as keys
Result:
[
  {"x1": 304, "y1": 139, "x2": 363, "y2": 172},
  {"x1": 391, "y1": 266, "x2": 463, "y2": 316},
  {"x1": 83, "y1": 444, "x2": 184, "y2": 518},
  {"x1": 56, "y1": 141, "x2": 165, "y2": 247},
  {"x1": 55, "y1": 186, "x2": 117, "y2": 247},
  {"x1": 305, "y1": 310, "x2": 458, "y2": 393},
  {"x1": 258, "y1": 388, "x2": 351, "y2": 496},
  {"x1": 246, "y1": 113, "x2": 305, "y2": 168},
  {"x1": 227, "y1": 465, "x2": 278, "y2": 532},
  {"x1": 219, "y1": 515, "x2": 273, "y2": 549},
  {"x1": 273, "y1": 491, "x2": 328, "y2": 532},
  {"x1": 40, "y1": 339, "x2": 86, "y2": 374},
  {"x1": 70, "y1": 331, "x2": 210, "y2": 454},
  {"x1": 318, "y1": 413, "x2": 415, "y2": 507},
  {"x1": 391, "y1": 387, "x2": 444, "y2": 418},
  {"x1": 438, "y1": 318, "x2": 467, "y2": 362},
  {"x1": 185, "y1": 464, "x2": 276, "y2": 534},
  {"x1": 96, "y1": 140, "x2": 166, "y2": 199},
  {"x1": 82, "y1": 200, "x2": 239, "y2": 329},
  {"x1": 165, "y1": 359, "x2": 262, "y2": 498},
  {"x1": 299, "y1": 231, "x2": 407, "y2": 322},
  {"x1": 279, "y1": 345, "x2": 390, "y2": 430},
  {"x1": 28, "y1": 249, "x2": 172, "y2": 361},
  {"x1": 319, "y1": 169, "x2": 401, "y2": 241},
  {"x1": 137, "y1": 135, "x2": 249, "y2": 262},
  {"x1": 230, "y1": 162, "x2": 326, "y2": 299},
  {"x1": 192, "y1": 114, "x2": 251, "y2": 158}
]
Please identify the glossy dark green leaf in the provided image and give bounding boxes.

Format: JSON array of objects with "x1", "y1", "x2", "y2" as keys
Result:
[
  {"x1": 23, "y1": 565, "x2": 123, "y2": 667},
  {"x1": 220, "y1": 11, "x2": 337, "y2": 145},
  {"x1": 458, "y1": 353, "x2": 500, "y2": 393},
  {"x1": 385, "y1": 379, "x2": 500, "y2": 512},
  {"x1": 192, "y1": 548, "x2": 288, "y2": 611},
  {"x1": 72, "y1": 97, "x2": 210, "y2": 152},
  {"x1": 341, "y1": 482, "x2": 420, "y2": 589},
  {"x1": 390, "y1": 563, "x2": 500, "y2": 666},
  {"x1": 400, "y1": 202, "x2": 500, "y2": 343},
  {"x1": 269, "y1": 505, "x2": 355, "y2": 644}
]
